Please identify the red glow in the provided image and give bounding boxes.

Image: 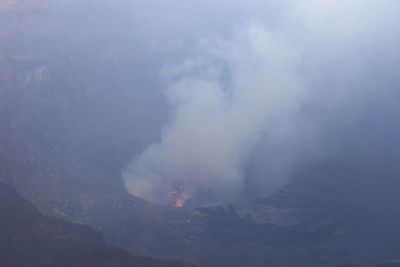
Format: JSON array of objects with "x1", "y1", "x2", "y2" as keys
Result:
[
  {"x1": 175, "y1": 199, "x2": 183, "y2": 208},
  {"x1": 169, "y1": 184, "x2": 184, "y2": 208}
]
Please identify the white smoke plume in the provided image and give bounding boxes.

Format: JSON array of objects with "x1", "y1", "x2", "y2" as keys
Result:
[
  {"x1": 123, "y1": 0, "x2": 400, "y2": 205},
  {"x1": 123, "y1": 27, "x2": 308, "y2": 204}
]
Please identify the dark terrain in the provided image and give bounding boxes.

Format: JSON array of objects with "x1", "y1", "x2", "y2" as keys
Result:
[
  {"x1": 0, "y1": 181, "x2": 191, "y2": 267},
  {"x1": 2, "y1": 1, "x2": 400, "y2": 266}
]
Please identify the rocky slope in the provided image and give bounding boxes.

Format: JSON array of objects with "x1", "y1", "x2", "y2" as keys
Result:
[{"x1": 0, "y1": 181, "x2": 192, "y2": 267}]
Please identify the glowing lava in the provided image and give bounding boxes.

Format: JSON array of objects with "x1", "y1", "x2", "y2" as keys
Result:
[
  {"x1": 175, "y1": 198, "x2": 183, "y2": 208},
  {"x1": 169, "y1": 183, "x2": 184, "y2": 208}
]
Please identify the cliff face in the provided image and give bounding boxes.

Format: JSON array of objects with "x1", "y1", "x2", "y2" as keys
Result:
[
  {"x1": 0, "y1": 0, "x2": 144, "y2": 216},
  {"x1": 0, "y1": 2, "x2": 203, "y2": 264},
  {"x1": 0, "y1": 10, "x2": 199, "y2": 262}
]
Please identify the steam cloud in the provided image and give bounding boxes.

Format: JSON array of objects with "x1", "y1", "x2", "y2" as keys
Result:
[
  {"x1": 123, "y1": 0, "x2": 400, "y2": 205},
  {"x1": 123, "y1": 27, "x2": 308, "y2": 204}
]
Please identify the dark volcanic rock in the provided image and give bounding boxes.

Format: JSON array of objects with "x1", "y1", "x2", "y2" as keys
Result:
[{"x1": 0, "y1": 182, "x2": 191, "y2": 267}]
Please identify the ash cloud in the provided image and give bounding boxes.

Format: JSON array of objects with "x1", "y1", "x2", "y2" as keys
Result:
[{"x1": 123, "y1": 0, "x2": 400, "y2": 205}]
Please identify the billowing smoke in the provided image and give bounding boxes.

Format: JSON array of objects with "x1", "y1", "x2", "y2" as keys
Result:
[
  {"x1": 123, "y1": 27, "x2": 310, "y2": 204},
  {"x1": 123, "y1": 0, "x2": 400, "y2": 205}
]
